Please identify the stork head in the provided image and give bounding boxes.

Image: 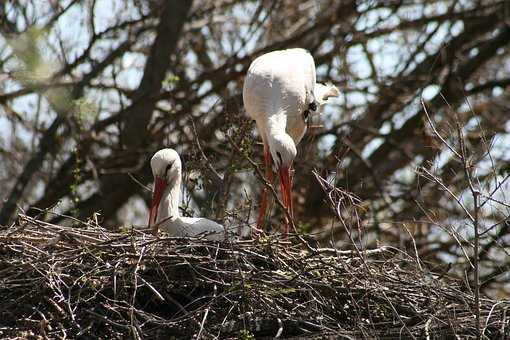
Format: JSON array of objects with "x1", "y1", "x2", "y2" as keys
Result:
[
  {"x1": 268, "y1": 133, "x2": 297, "y2": 217},
  {"x1": 148, "y1": 148, "x2": 182, "y2": 231}
]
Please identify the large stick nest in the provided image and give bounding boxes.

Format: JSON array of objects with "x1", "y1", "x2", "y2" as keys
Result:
[{"x1": 0, "y1": 215, "x2": 508, "y2": 339}]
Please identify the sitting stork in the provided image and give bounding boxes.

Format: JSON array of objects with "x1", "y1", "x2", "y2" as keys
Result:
[{"x1": 148, "y1": 148, "x2": 229, "y2": 241}]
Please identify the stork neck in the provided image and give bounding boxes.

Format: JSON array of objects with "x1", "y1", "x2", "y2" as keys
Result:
[
  {"x1": 157, "y1": 177, "x2": 181, "y2": 224},
  {"x1": 266, "y1": 109, "x2": 288, "y2": 136}
]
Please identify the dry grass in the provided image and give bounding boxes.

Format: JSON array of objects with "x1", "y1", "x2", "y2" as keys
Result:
[{"x1": 0, "y1": 214, "x2": 508, "y2": 339}]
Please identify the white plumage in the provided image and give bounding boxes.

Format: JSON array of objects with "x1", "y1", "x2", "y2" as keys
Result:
[
  {"x1": 148, "y1": 148, "x2": 228, "y2": 241},
  {"x1": 244, "y1": 48, "x2": 315, "y2": 146},
  {"x1": 243, "y1": 48, "x2": 339, "y2": 233}
]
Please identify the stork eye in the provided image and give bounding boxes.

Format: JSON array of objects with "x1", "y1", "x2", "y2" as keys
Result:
[
  {"x1": 309, "y1": 101, "x2": 318, "y2": 112},
  {"x1": 165, "y1": 162, "x2": 173, "y2": 174}
]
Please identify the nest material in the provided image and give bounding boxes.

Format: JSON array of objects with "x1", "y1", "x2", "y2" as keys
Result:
[{"x1": 0, "y1": 215, "x2": 508, "y2": 339}]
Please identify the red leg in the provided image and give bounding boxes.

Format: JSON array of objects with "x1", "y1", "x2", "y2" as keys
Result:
[
  {"x1": 256, "y1": 146, "x2": 273, "y2": 232},
  {"x1": 289, "y1": 166, "x2": 294, "y2": 217}
]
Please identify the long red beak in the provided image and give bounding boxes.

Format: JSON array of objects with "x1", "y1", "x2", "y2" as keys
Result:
[
  {"x1": 279, "y1": 165, "x2": 293, "y2": 228},
  {"x1": 148, "y1": 177, "x2": 168, "y2": 233}
]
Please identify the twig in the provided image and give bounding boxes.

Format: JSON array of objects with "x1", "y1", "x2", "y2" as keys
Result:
[
  {"x1": 128, "y1": 172, "x2": 152, "y2": 192},
  {"x1": 421, "y1": 98, "x2": 461, "y2": 159}
]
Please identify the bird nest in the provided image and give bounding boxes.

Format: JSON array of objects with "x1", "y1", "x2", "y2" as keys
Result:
[{"x1": 0, "y1": 215, "x2": 508, "y2": 339}]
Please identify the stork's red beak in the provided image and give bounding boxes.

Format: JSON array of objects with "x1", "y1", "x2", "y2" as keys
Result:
[
  {"x1": 278, "y1": 165, "x2": 293, "y2": 231},
  {"x1": 148, "y1": 177, "x2": 168, "y2": 233}
]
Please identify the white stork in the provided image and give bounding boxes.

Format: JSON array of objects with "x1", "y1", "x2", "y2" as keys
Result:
[
  {"x1": 243, "y1": 48, "x2": 339, "y2": 235},
  {"x1": 148, "y1": 148, "x2": 228, "y2": 241}
]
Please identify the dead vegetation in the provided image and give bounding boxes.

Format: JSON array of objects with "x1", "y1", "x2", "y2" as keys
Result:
[{"x1": 0, "y1": 214, "x2": 508, "y2": 339}]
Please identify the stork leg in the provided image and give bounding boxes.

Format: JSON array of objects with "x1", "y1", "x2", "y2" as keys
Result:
[
  {"x1": 289, "y1": 167, "x2": 294, "y2": 217},
  {"x1": 256, "y1": 146, "x2": 273, "y2": 233}
]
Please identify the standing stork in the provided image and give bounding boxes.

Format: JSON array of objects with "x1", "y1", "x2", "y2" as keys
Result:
[
  {"x1": 243, "y1": 48, "x2": 339, "y2": 235},
  {"x1": 148, "y1": 148, "x2": 228, "y2": 241}
]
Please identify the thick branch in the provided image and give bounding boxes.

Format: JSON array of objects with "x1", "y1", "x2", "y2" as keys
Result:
[{"x1": 121, "y1": 0, "x2": 193, "y2": 149}]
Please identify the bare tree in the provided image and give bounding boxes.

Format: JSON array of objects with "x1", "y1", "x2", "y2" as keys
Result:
[{"x1": 0, "y1": 0, "x2": 509, "y2": 298}]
